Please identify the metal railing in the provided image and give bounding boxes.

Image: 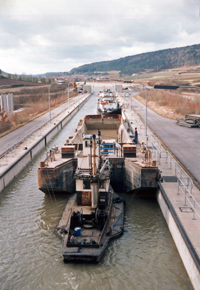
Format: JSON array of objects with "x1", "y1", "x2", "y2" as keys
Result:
[
  {"x1": 147, "y1": 128, "x2": 200, "y2": 220},
  {"x1": 123, "y1": 94, "x2": 200, "y2": 220},
  {"x1": 0, "y1": 124, "x2": 48, "y2": 164}
]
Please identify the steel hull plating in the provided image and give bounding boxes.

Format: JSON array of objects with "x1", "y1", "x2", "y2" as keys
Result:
[
  {"x1": 57, "y1": 190, "x2": 125, "y2": 263},
  {"x1": 97, "y1": 107, "x2": 121, "y2": 115}
]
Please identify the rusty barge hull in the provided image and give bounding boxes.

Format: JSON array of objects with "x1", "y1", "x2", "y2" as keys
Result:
[
  {"x1": 56, "y1": 189, "x2": 125, "y2": 263},
  {"x1": 38, "y1": 114, "x2": 160, "y2": 195},
  {"x1": 38, "y1": 157, "x2": 159, "y2": 194},
  {"x1": 38, "y1": 158, "x2": 77, "y2": 194}
]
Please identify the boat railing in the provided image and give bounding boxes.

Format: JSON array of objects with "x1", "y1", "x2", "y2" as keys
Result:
[
  {"x1": 45, "y1": 150, "x2": 56, "y2": 165},
  {"x1": 100, "y1": 148, "x2": 113, "y2": 154},
  {"x1": 74, "y1": 168, "x2": 92, "y2": 178},
  {"x1": 100, "y1": 141, "x2": 122, "y2": 156},
  {"x1": 99, "y1": 159, "x2": 110, "y2": 178},
  {"x1": 99, "y1": 188, "x2": 114, "y2": 245}
]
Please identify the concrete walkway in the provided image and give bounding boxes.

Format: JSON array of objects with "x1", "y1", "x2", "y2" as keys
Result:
[
  {"x1": 0, "y1": 95, "x2": 83, "y2": 156},
  {"x1": 126, "y1": 93, "x2": 200, "y2": 187},
  {"x1": 0, "y1": 94, "x2": 91, "y2": 191},
  {"x1": 123, "y1": 96, "x2": 200, "y2": 289}
]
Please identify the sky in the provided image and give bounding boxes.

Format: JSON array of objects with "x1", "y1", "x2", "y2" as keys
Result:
[{"x1": 0, "y1": 0, "x2": 200, "y2": 75}]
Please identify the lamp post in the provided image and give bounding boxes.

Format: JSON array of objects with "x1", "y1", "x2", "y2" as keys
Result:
[
  {"x1": 68, "y1": 82, "x2": 70, "y2": 109},
  {"x1": 48, "y1": 82, "x2": 56, "y2": 122},
  {"x1": 48, "y1": 85, "x2": 51, "y2": 122},
  {"x1": 48, "y1": 82, "x2": 56, "y2": 123},
  {"x1": 134, "y1": 82, "x2": 148, "y2": 136},
  {"x1": 49, "y1": 81, "x2": 72, "y2": 122}
]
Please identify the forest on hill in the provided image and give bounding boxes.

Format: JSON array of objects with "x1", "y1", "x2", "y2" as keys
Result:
[{"x1": 70, "y1": 43, "x2": 200, "y2": 75}]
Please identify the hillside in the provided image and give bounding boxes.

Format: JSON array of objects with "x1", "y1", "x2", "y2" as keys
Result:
[{"x1": 70, "y1": 43, "x2": 200, "y2": 75}]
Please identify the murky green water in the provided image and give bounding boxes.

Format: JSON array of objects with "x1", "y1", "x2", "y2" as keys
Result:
[{"x1": 0, "y1": 85, "x2": 193, "y2": 290}]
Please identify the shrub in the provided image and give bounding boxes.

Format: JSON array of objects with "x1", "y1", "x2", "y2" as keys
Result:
[
  {"x1": 0, "y1": 122, "x2": 11, "y2": 133},
  {"x1": 140, "y1": 89, "x2": 200, "y2": 116}
]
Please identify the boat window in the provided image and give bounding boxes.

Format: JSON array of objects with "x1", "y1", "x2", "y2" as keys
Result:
[
  {"x1": 79, "y1": 144, "x2": 83, "y2": 150},
  {"x1": 85, "y1": 140, "x2": 92, "y2": 147},
  {"x1": 83, "y1": 180, "x2": 90, "y2": 189}
]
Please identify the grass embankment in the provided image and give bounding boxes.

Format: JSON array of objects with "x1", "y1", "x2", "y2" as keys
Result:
[
  {"x1": 130, "y1": 66, "x2": 200, "y2": 119},
  {"x1": 137, "y1": 89, "x2": 200, "y2": 119},
  {"x1": 0, "y1": 84, "x2": 77, "y2": 137}
]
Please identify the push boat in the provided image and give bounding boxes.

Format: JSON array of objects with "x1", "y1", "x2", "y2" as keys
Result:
[
  {"x1": 59, "y1": 133, "x2": 125, "y2": 262},
  {"x1": 97, "y1": 89, "x2": 121, "y2": 115},
  {"x1": 38, "y1": 114, "x2": 161, "y2": 262}
]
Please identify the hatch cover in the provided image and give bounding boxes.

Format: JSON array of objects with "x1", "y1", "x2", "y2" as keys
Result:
[
  {"x1": 179, "y1": 207, "x2": 193, "y2": 213},
  {"x1": 162, "y1": 176, "x2": 177, "y2": 182}
]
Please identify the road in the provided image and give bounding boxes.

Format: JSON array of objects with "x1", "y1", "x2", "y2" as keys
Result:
[
  {"x1": 129, "y1": 91, "x2": 200, "y2": 186},
  {"x1": 1, "y1": 81, "x2": 200, "y2": 187},
  {"x1": 0, "y1": 95, "x2": 81, "y2": 155}
]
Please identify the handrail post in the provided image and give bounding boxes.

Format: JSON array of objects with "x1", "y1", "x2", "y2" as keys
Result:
[
  {"x1": 192, "y1": 201, "x2": 196, "y2": 220},
  {"x1": 184, "y1": 186, "x2": 187, "y2": 206},
  {"x1": 190, "y1": 181, "x2": 193, "y2": 198},
  {"x1": 177, "y1": 179, "x2": 180, "y2": 195}
]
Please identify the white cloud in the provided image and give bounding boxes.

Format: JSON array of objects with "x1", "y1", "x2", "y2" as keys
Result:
[{"x1": 0, "y1": 0, "x2": 200, "y2": 74}]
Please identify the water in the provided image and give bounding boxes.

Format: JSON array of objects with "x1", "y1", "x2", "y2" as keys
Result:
[{"x1": 0, "y1": 85, "x2": 193, "y2": 290}]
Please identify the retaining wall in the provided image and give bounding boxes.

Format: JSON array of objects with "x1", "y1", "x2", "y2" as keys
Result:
[
  {"x1": 0, "y1": 94, "x2": 91, "y2": 193},
  {"x1": 157, "y1": 183, "x2": 200, "y2": 290}
]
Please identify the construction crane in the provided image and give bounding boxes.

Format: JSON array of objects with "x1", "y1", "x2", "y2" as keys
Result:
[{"x1": 72, "y1": 82, "x2": 77, "y2": 91}]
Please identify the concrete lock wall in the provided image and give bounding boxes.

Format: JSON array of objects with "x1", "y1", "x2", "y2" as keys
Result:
[
  {"x1": 1, "y1": 138, "x2": 47, "y2": 192},
  {"x1": 2, "y1": 153, "x2": 31, "y2": 189},
  {"x1": 31, "y1": 138, "x2": 46, "y2": 159},
  {"x1": 0, "y1": 94, "x2": 91, "y2": 193},
  {"x1": 46, "y1": 126, "x2": 59, "y2": 144},
  {"x1": 109, "y1": 158, "x2": 125, "y2": 192},
  {"x1": 157, "y1": 184, "x2": 200, "y2": 290}
]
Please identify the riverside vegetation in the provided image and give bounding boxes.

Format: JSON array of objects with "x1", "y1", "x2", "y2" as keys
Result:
[
  {"x1": 0, "y1": 82, "x2": 77, "y2": 137},
  {"x1": 137, "y1": 88, "x2": 200, "y2": 120}
]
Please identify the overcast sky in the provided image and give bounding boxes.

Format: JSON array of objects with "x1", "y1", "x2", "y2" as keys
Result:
[{"x1": 0, "y1": 0, "x2": 200, "y2": 75}]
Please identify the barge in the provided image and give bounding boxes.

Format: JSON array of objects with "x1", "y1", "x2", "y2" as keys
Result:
[
  {"x1": 97, "y1": 89, "x2": 121, "y2": 115},
  {"x1": 37, "y1": 114, "x2": 161, "y2": 262}
]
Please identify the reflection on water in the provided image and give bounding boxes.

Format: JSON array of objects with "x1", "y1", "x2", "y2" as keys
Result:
[{"x1": 0, "y1": 86, "x2": 193, "y2": 290}]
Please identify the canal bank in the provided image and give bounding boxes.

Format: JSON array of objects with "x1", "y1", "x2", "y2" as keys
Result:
[
  {"x1": 0, "y1": 93, "x2": 91, "y2": 193},
  {"x1": 0, "y1": 85, "x2": 192, "y2": 290},
  {"x1": 123, "y1": 98, "x2": 200, "y2": 290}
]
